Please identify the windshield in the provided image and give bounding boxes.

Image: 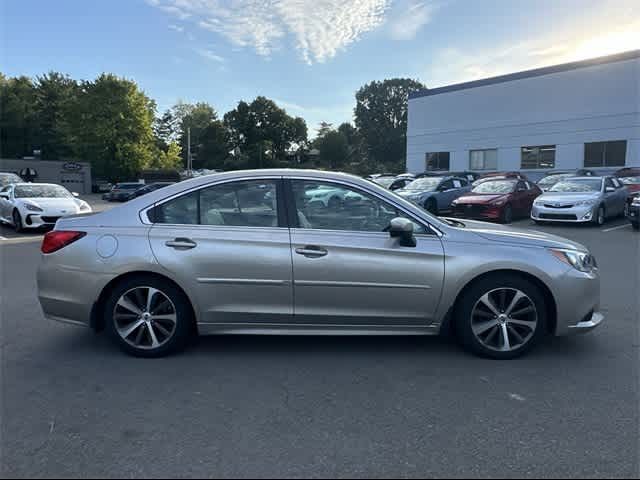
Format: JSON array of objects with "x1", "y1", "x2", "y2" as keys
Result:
[
  {"x1": 404, "y1": 177, "x2": 441, "y2": 191},
  {"x1": 549, "y1": 179, "x2": 602, "y2": 193},
  {"x1": 620, "y1": 176, "x2": 640, "y2": 184},
  {"x1": 373, "y1": 177, "x2": 396, "y2": 188},
  {"x1": 471, "y1": 180, "x2": 516, "y2": 194},
  {"x1": 14, "y1": 185, "x2": 72, "y2": 198},
  {"x1": 0, "y1": 173, "x2": 22, "y2": 187},
  {"x1": 538, "y1": 174, "x2": 573, "y2": 186}
]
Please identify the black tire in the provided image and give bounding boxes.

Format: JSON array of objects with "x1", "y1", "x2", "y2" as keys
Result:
[
  {"x1": 593, "y1": 205, "x2": 605, "y2": 226},
  {"x1": 454, "y1": 274, "x2": 548, "y2": 360},
  {"x1": 500, "y1": 204, "x2": 513, "y2": 224},
  {"x1": 424, "y1": 198, "x2": 438, "y2": 215},
  {"x1": 533, "y1": 220, "x2": 546, "y2": 226},
  {"x1": 104, "y1": 276, "x2": 195, "y2": 358},
  {"x1": 12, "y1": 209, "x2": 23, "y2": 233}
]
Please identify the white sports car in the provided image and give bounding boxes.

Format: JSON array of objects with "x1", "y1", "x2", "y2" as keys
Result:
[{"x1": 0, "y1": 183, "x2": 92, "y2": 232}]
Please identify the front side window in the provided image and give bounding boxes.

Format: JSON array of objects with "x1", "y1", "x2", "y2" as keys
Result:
[
  {"x1": 521, "y1": 145, "x2": 556, "y2": 169},
  {"x1": 291, "y1": 180, "x2": 427, "y2": 234},
  {"x1": 584, "y1": 141, "x2": 626, "y2": 167},
  {"x1": 425, "y1": 152, "x2": 450, "y2": 171},
  {"x1": 469, "y1": 149, "x2": 497, "y2": 170},
  {"x1": 151, "y1": 180, "x2": 279, "y2": 227}
]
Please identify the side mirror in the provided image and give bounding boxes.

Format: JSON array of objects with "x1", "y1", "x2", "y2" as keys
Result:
[
  {"x1": 72, "y1": 192, "x2": 80, "y2": 197},
  {"x1": 388, "y1": 217, "x2": 417, "y2": 247},
  {"x1": 605, "y1": 187, "x2": 615, "y2": 193}
]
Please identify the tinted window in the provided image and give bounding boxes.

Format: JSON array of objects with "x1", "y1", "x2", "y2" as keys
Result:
[
  {"x1": 151, "y1": 180, "x2": 279, "y2": 227},
  {"x1": 292, "y1": 180, "x2": 426, "y2": 233},
  {"x1": 425, "y1": 152, "x2": 450, "y2": 171},
  {"x1": 585, "y1": 141, "x2": 626, "y2": 167},
  {"x1": 521, "y1": 145, "x2": 556, "y2": 169}
]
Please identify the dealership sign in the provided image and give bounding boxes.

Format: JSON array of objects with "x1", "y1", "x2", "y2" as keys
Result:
[{"x1": 63, "y1": 162, "x2": 83, "y2": 172}]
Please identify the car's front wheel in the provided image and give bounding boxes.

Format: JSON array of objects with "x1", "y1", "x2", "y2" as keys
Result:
[
  {"x1": 12, "y1": 209, "x2": 24, "y2": 233},
  {"x1": 500, "y1": 204, "x2": 513, "y2": 224},
  {"x1": 104, "y1": 276, "x2": 195, "y2": 358},
  {"x1": 593, "y1": 205, "x2": 606, "y2": 226},
  {"x1": 455, "y1": 274, "x2": 547, "y2": 359}
]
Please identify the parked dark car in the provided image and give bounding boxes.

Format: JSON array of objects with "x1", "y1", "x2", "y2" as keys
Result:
[
  {"x1": 627, "y1": 192, "x2": 640, "y2": 230},
  {"x1": 451, "y1": 178, "x2": 542, "y2": 223},
  {"x1": 103, "y1": 182, "x2": 144, "y2": 202},
  {"x1": 126, "y1": 182, "x2": 175, "y2": 200},
  {"x1": 614, "y1": 167, "x2": 640, "y2": 178},
  {"x1": 395, "y1": 176, "x2": 472, "y2": 214},
  {"x1": 537, "y1": 170, "x2": 597, "y2": 191},
  {"x1": 92, "y1": 179, "x2": 112, "y2": 193}
]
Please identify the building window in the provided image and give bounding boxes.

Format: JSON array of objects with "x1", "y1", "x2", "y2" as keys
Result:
[
  {"x1": 469, "y1": 149, "x2": 497, "y2": 170},
  {"x1": 425, "y1": 152, "x2": 450, "y2": 171},
  {"x1": 521, "y1": 145, "x2": 556, "y2": 169},
  {"x1": 584, "y1": 140, "x2": 626, "y2": 167}
]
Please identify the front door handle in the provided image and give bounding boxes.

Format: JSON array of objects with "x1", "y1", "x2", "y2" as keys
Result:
[
  {"x1": 295, "y1": 246, "x2": 328, "y2": 258},
  {"x1": 165, "y1": 238, "x2": 197, "y2": 249}
]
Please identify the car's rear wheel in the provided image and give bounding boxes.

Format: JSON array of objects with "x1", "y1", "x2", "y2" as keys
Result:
[
  {"x1": 12, "y1": 209, "x2": 23, "y2": 233},
  {"x1": 455, "y1": 274, "x2": 547, "y2": 359},
  {"x1": 104, "y1": 276, "x2": 194, "y2": 358}
]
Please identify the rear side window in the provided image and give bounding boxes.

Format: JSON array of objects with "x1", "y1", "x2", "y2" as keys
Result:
[
  {"x1": 149, "y1": 180, "x2": 279, "y2": 227},
  {"x1": 452, "y1": 180, "x2": 463, "y2": 188}
]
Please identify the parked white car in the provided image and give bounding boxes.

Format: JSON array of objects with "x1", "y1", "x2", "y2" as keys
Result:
[{"x1": 0, "y1": 183, "x2": 92, "y2": 232}]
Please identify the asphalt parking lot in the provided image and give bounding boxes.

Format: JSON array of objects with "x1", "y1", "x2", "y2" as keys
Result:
[{"x1": 1, "y1": 196, "x2": 638, "y2": 478}]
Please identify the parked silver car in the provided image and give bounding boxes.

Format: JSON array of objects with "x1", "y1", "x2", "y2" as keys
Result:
[
  {"x1": 531, "y1": 176, "x2": 629, "y2": 225},
  {"x1": 37, "y1": 169, "x2": 603, "y2": 359}
]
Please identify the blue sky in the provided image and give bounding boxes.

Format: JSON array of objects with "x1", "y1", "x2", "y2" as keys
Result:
[{"x1": 2, "y1": 0, "x2": 638, "y2": 136}]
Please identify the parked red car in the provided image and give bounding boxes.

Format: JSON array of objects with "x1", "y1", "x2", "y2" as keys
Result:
[
  {"x1": 451, "y1": 178, "x2": 542, "y2": 223},
  {"x1": 473, "y1": 171, "x2": 529, "y2": 186},
  {"x1": 614, "y1": 168, "x2": 640, "y2": 194}
]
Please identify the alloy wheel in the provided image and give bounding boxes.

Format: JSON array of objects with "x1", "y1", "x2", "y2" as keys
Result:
[
  {"x1": 113, "y1": 287, "x2": 177, "y2": 350},
  {"x1": 470, "y1": 288, "x2": 538, "y2": 352}
]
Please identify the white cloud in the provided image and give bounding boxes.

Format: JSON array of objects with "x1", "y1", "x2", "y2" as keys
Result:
[
  {"x1": 168, "y1": 24, "x2": 184, "y2": 33},
  {"x1": 148, "y1": 0, "x2": 391, "y2": 63},
  {"x1": 387, "y1": 1, "x2": 434, "y2": 41},
  {"x1": 196, "y1": 48, "x2": 226, "y2": 63}
]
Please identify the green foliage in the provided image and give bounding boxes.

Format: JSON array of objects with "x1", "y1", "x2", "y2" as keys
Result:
[
  {"x1": 150, "y1": 141, "x2": 183, "y2": 170},
  {"x1": 224, "y1": 96, "x2": 308, "y2": 169},
  {"x1": 317, "y1": 130, "x2": 349, "y2": 170},
  {"x1": 0, "y1": 75, "x2": 38, "y2": 158},
  {"x1": 70, "y1": 74, "x2": 157, "y2": 181},
  {"x1": 354, "y1": 78, "x2": 425, "y2": 172}
]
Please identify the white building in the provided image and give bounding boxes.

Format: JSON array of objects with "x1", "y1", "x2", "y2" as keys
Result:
[{"x1": 406, "y1": 50, "x2": 639, "y2": 180}]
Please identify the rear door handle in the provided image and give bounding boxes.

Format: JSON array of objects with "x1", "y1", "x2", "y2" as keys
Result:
[
  {"x1": 295, "y1": 246, "x2": 328, "y2": 258},
  {"x1": 165, "y1": 238, "x2": 197, "y2": 249}
]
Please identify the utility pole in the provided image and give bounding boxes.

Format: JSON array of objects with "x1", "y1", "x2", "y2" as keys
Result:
[{"x1": 187, "y1": 127, "x2": 192, "y2": 177}]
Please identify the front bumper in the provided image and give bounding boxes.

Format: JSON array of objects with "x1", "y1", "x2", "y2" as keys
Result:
[
  {"x1": 567, "y1": 311, "x2": 605, "y2": 334},
  {"x1": 531, "y1": 203, "x2": 597, "y2": 223},
  {"x1": 627, "y1": 204, "x2": 640, "y2": 223},
  {"x1": 451, "y1": 204, "x2": 502, "y2": 220}
]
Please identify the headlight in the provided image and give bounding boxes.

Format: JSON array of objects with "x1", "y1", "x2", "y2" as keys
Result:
[
  {"x1": 491, "y1": 197, "x2": 507, "y2": 206},
  {"x1": 79, "y1": 202, "x2": 91, "y2": 211},
  {"x1": 632, "y1": 197, "x2": 640, "y2": 206},
  {"x1": 550, "y1": 248, "x2": 597, "y2": 273},
  {"x1": 574, "y1": 199, "x2": 597, "y2": 206},
  {"x1": 25, "y1": 204, "x2": 43, "y2": 212}
]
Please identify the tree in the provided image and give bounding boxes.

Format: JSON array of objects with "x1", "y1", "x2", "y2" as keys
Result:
[
  {"x1": 316, "y1": 121, "x2": 333, "y2": 139},
  {"x1": 317, "y1": 130, "x2": 349, "y2": 170},
  {"x1": 224, "y1": 97, "x2": 308, "y2": 169},
  {"x1": 198, "y1": 120, "x2": 230, "y2": 169},
  {"x1": 33, "y1": 72, "x2": 79, "y2": 160},
  {"x1": 0, "y1": 74, "x2": 38, "y2": 158},
  {"x1": 149, "y1": 141, "x2": 182, "y2": 170},
  {"x1": 177, "y1": 102, "x2": 218, "y2": 168},
  {"x1": 354, "y1": 78, "x2": 426, "y2": 171},
  {"x1": 71, "y1": 74, "x2": 156, "y2": 181},
  {"x1": 154, "y1": 109, "x2": 179, "y2": 150}
]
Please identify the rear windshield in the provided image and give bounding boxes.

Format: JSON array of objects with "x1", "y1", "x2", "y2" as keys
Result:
[
  {"x1": 0, "y1": 173, "x2": 22, "y2": 187},
  {"x1": 549, "y1": 179, "x2": 603, "y2": 193},
  {"x1": 472, "y1": 180, "x2": 516, "y2": 194},
  {"x1": 373, "y1": 177, "x2": 396, "y2": 188},
  {"x1": 14, "y1": 185, "x2": 71, "y2": 198},
  {"x1": 116, "y1": 183, "x2": 142, "y2": 190}
]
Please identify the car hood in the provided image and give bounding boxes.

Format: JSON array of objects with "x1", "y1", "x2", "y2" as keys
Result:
[
  {"x1": 536, "y1": 192, "x2": 600, "y2": 203},
  {"x1": 455, "y1": 193, "x2": 507, "y2": 204},
  {"x1": 451, "y1": 218, "x2": 588, "y2": 251},
  {"x1": 19, "y1": 197, "x2": 81, "y2": 210}
]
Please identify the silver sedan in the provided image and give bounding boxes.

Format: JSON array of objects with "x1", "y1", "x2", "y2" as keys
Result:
[{"x1": 37, "y1": 169, "x2": 604, "y2": 359}]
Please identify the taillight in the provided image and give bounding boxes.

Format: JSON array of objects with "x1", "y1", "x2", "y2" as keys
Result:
[{"x1": 41, "y1": 231, "x2": 86, "y2": 254}]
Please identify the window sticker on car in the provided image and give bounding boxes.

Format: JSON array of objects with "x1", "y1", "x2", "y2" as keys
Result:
[{"x1": 453, "y1": 180, "x2": 462, "y2": 188}]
